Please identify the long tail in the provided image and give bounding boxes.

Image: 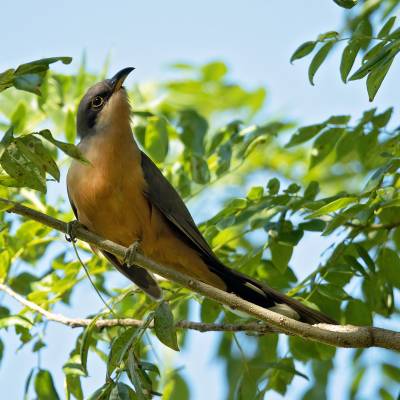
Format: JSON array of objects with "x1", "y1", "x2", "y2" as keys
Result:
[{"x1": 211, "y1": 262, "x2": 337, "y2": 325}]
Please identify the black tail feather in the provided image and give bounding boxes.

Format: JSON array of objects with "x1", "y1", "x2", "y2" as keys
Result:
[{"x1": 211, "y1": 263, "x2": 337, "y2": 325}]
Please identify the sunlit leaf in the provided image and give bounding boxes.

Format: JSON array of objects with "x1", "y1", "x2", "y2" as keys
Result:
[{"x1": 307, "y1": 197, "x2": 357, "y2": 218}]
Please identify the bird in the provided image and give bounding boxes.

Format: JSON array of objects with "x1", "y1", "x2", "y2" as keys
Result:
[{"x1": 66, "y1": 67, "x2": 336, "y2": 325}]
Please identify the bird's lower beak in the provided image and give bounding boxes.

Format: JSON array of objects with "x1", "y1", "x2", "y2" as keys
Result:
[{"x1": 110, "y1": 67, "x2": 135, "y2": 93}]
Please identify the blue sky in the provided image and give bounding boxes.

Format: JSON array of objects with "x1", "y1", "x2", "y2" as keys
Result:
[{"x1": 1, "y1": 1, "x2": 399, "y2": 399}]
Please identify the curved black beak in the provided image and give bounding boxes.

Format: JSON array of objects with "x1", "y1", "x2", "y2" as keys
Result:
[{"x1": 110, "y1": 67, "x2": 135, "y2": 93}]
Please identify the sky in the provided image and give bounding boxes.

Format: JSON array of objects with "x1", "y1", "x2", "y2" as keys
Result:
[{"x1": 0, "y1": 1, "x2": 399, "y2": 399}]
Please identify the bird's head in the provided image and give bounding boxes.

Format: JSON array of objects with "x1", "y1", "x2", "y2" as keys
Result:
[{"x1": 76, "y1": 67, "x2": 134, "y2": 138}]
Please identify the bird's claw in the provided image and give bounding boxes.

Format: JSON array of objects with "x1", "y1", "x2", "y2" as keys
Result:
[
  {"x1": 65, "y1": 220, "x2": 80, "y2": 243},
  {"x1": 124, "y1": 240, "x2": 142, "y2": 266}
]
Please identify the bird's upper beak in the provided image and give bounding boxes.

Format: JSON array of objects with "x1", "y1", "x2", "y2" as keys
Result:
[{"x1": 110, "y1": 67, "x2": 135, "y2": 93}]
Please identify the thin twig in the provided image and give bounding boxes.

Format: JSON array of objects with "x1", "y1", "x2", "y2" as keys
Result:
[
  {"x1": 0, "y1": 282, "x2": 275, "y2": 334},
  {"x1": 1, "y1": 198, "x2": 400, "y2": 352}
]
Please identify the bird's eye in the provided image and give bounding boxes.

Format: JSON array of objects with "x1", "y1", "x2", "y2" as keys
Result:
[{"x1": 91, "y1": 96, "x2": 104, "y2": 108}]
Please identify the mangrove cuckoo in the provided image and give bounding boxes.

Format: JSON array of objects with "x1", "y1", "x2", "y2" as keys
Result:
[{"x1": 67, "y1": 68, "x2": 336, "y2": 325}]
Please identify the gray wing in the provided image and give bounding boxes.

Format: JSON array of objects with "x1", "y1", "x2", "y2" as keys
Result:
[
  {"x1": 140, "y1": 151, "x2": 221, "y2": 266},
  {"x1": 67, "y1": 185, "x2": 162, "y2": 299}
]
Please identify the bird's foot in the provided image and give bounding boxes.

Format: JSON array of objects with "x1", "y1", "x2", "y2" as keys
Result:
[
  {"x1": 65, "y1": 220, "x2": 81, "y2": 243},
  {"x1": 124, "y1": 240, "x2": 142, "y2": 266}
]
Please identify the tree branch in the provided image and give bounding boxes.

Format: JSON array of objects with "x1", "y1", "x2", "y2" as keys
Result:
[
  {"x1": 0, "y1": 282, "x2": 276, "y2": 334},
  {"x1": 1, "y1": 198, "x2": 400, "y2": 352}
]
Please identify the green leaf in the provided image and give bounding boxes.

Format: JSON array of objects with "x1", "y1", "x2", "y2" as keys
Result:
[
  {"x1": 179, "y1": 109, "x2": 208, "y2": 155},
  {"x1": 333, "y1": 0, "x2": 357, "y2": 9},
  {"x1": 9, "y1": 271, "x2": 38, "y2": 296},
  {"x1": 11, "y1": 57, "x2": 72, "y2": 95},
  {"x1": 201, "y1": 61, "x2": 228, "y2": 81},
  {"x1": 80, "y1": 314, "x2": 102, "y2": 375},
  {"x1": 285, "y1": 124, "x2": 326, "y2": 147},
  {"x1": 377, "y1": 248, "x2": 400, "y2": 288},
  {"x1": 13, "y1": 74, "x2": 42, "y2": 95},
  {"x1": 24, "y1": 368, "x2": 35, "y2": 400},
  {"x1": 65, "y1": 108, "x2": 76, "y2": 143},
  {"x1": 264, "y1": 360, "x2": 309, "y2": 381},
  {"x1": 270, "y1": 241, "x2": 293, "y2": 273},
  {"x1": 326, "y1": 115, "x2": 351, "y2": 125},
  {"x1": 127, "y1": 352, "x2": 146, "y2": 400},
  {"x1": 0, "y1": 127, "x2": 15, "y2": 159},
  {"x1": 345, "y1": 300, "x2": 372, "y2": 325},
  {"x1": 247, "y1": 186, "x2": 264, "y2": 201},
  {"x1": 335, "y1": 129, "x2": 361, "y2": 160},
  {"x1": 372, "y1": 107, "x2": 393, "y2": 127},
  {"x1": 317, "y1": 284, "x2": 350, "y2": 300},
  {"x1": 62, "y1": 362, "x2": 86, "y2": 378},
  {"x1": 382, "y1": 363, "x2": 400, "y2": 382},
  {"x1": 154, "y1": 301, "x2": 179, "y2": 351},
  {"x1": 277, "y1": 228, "x2": 303, "y2": 246},
  {"x1": 65, "y1": 375, "x2": 83, "y2": 400},
  {"x1": 344, "y1": 255, "x2": 367, "y2": 277},
  {"x1": 308, "y1": 42, "x2": 335, "y2": 85},
  {"x1": 18, "y1": 136, "x2": 60, "y2": 181},
  {"x1": 264, "y1": 357, "x2": 297, "y2": 395},
  {"x1": 317, "y1": 31, "x2": 339, "y2": 41},
  {"x1": 290, "y1": 41, "x2": 317, "y2": 63},
  {"x1": 304, "y1": 181, "x2": 320, "y2": 200},
  {"x1": 87, "y1": 382, "x2": 114, "y2": 400},
  {"x1": 36, "y1": 129, "x2": 87, "y2": 162},
  {"x1": 11, "y1": 102, "x2": 27, "y2": 132},
  {"x1": 379, "y1": 388, "x2": 394, "y2": 400},
  {"x1": 307, "y1": 197, "x2": 357, "y2": 218},
  {"x1": 14, "y1": 57, "x2": 72, "y2": 76},
  {"x1": 366, "y1": 55, "x2": 395, "y2": 101},
  {"x1": 107, "y1": 327, "x2": 137, "y2": 376},
  {"x1": 0, "y1": 315, "x2": 33, "y2": 330},
  {"x1": 190, "y1": 154, "x2": 210, "y2": 184},
  {"x1": 0, "y1": 141, "x2": 47, "y2": 192},
  {"x1": 109, "y1": 382, "x2": 136, "y2": 400},
  {"x1": 378, "y1": 17, "x2": 396, "y2": 38},
  {"x1": 144, "y1": 117, "x2": 169, "y2": 163},
  {"x1": 310, "y1": 127, "x2": 344, "y2": 168},
  {"x1": 355, "y1": 244, "x2": 375, "y2": 273},
  {"x1": 0, "y1": 339, "x2": 3, "y2": 367},
  {"x1": 34, "y1": 369, "x2": 60, "y2": 400},
  {"x1": 299, "y1": 219, "x2": 326, "y2": 232},
  {"x1": 267, "y1": 177, "x2": 280, "y2": 195},
  {"x1": 340, "y1": 41, "x2": 362, "y2": 82},
  {"x1": 0, "y1": 69, "x2": 15, "y2": 92},
  {"x1": 349, "y1": 43, "x2": 398, "y2": 81},
  {"x1": 284, "y1": 183, "x2": 301, "y2": 194},
  {"x1": 32, "y1": 339, "x2": 46, "y2": 353},
  {"x1": 235, "y1": 368, "x2": 258, "y2": 399},
  {"x1": 200, "y1": 298, "x2": 221, "y2": 323},
  {"x1": 216, "y1": 142, "x2": 232, "y2": 176},
  {"x1": 163, "y1": 372, "x2": 189, "y2": 400}
]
